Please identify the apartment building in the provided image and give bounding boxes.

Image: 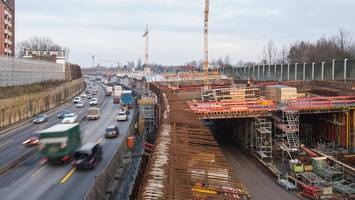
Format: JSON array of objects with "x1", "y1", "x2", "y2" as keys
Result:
[{"x1": 0, "y1": 0, "x2": 14, "y2": 56}]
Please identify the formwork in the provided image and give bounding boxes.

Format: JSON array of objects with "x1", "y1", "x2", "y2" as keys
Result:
[{"x1": 139, "y1": 83, "x2": 249, "y2": 200}]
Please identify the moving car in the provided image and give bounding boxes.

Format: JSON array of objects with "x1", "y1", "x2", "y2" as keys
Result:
[
  {"x1": 33, "y1": 114, "x2": 49, "y2": 124},
  {"x1": 89, "y1": 98, "x2": 98, "y2": 106},
  {"x1": 23, "y1": 135, "x2": 39, "y2": 146},
  {"x1": 87, "y1": 95, "x2": 93, "y2": 99},
  {"x1": 87, "y1": 107, "x2": 100, "y2": 120},
  {"x1": 62, "y1": 113, "x2": 78, "y2": 123},
  {"x1": 105, "y1": 126, "x2": 119, "y2": 138},
  {"x1": 72, "y1": 143, "x2": 102, "y2": 170},
  {"x1": 73, "y1": 97, "x2": 81, "y2": 104},
  {"x1": 76, "y1": 101, "x2": 85, "y2": 108},
  {"x1": 85, "y1": 90, "x2": 90, "y2": 94},
  {"x1": 80, "y1": 93, "x2": 87, "y2": 98},
  {"x1": 115, "y1": 111, "x2": 127, "y2": 121},
  {"x1": 57, "y1": 110, "x2": 71, "y2": 118}
]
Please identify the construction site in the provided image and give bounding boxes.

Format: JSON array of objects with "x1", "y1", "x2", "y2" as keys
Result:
[{"x1": 135, "y1": 1, "x2": 355, "y2": 199}]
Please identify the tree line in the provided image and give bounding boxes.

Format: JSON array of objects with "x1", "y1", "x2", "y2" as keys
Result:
[{"x1": 261, "y1": 29, "x2": 355, "y2": 65}]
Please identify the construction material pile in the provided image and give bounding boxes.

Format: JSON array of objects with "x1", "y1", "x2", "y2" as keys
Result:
[
  {"x1": 264, "y1": 85, "x2": 297, "y2": 102},
  {"x1": 202, "y1": 87, "x2": 260, "y2": 102},
  {"x1": 139, "y1": 83, "x2": 249, "y2": 200}
]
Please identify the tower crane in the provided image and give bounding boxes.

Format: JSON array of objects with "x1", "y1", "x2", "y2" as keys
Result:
[
  {"x1": 143, "y1": 24, "x2": 149, "y2": 67},
  {"x1": 203, "y1": 0, "x2": 210, "y2": 88}
]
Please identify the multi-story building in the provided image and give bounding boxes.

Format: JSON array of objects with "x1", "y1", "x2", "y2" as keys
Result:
[
  {"x1": 23, "y1": 49, "x2": 67, "y2": 64},
  {"x1": 0, "y1": 0, "x2": 15, "y2": 56}
]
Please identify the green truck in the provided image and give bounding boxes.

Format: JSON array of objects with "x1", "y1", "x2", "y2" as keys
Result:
[{"x1": 38, "y1": 123, "x2": 81, "y2": 164}]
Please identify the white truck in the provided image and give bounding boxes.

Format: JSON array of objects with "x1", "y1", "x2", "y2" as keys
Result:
[
  {"x1": 106, "y1": 86, "x2": 113, "y2": 96},
  {"x1": 87, "y1": 107, "x2": 100, "y2": 120},
  {"x1": 113, "y1": 86, "x2": 122, "y2": 104}
]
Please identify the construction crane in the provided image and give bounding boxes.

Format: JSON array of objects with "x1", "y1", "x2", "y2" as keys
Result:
[
  {"x1": 143, "y1": 24, "x2": 149, "y2": 66},
  {"x1": 203, "y1": 0, "x2": 209, "y2": 88}
]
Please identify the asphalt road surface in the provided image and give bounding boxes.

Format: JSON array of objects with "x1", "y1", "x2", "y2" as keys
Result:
[{"x1": 0, "y1": 79, "x2": 135, "y2": 200}]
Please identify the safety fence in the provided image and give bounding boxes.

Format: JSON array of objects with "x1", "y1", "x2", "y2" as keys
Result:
[
  {"x1": 226, "y1": 59, "x2": 355, "y2": 81},
  {"x1": 0, "y1": 79, "x2": 85, "y2": 128}
]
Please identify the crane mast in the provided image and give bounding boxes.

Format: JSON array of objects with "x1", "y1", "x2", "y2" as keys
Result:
[
  {"x1": 143, "y1": 24, "x2": 149, "y2": 66},
  {"x1": 204, "y1": 0, "x2": 209, "y2": 87}
]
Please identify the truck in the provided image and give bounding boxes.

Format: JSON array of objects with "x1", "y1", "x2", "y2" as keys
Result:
[
  {"x1": 120, "y1": 90, "x2": 134, "y2": 108},
  {"x1": 37, "y1": 123, "x2": 81, "y2": 164},
  {"x1": 106, "y1": 86, "x2": 113, "y2": 96},
  {"x1": 113, "y1": 86, "x2": 122, "y2": 104},
  {"x1": 87, "y1": 107, "x2": 100, "y2": 120}
]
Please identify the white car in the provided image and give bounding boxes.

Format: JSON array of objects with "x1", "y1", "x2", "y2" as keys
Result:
[
  {"x1": 62, "y1": 113, "x2": 78, "y2": 123},
  {"x1": 115, "y1": 111, "x2": 127, "y2": 121},
  {"x1": 73, "y1": 97, "x2": 81, "y2": 104},
  {"x1": 89, "y1": 98, "x2": 98, "y2": 106},
  {"x1": 80, "y1": 93, "x2": 87, "y2": 98},
  {"x1": 76, "y1": 101, "x2": 85, "y2": 108}
]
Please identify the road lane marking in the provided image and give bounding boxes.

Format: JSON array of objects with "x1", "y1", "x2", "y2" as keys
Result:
[
  {"x1": 32, "y1": 165, "x2": 47, "y2": 177},
  {"x1": 60, "y1": 167, "x2": 76, "y2": 184},
  {"x1": 0, "y1": 139, "x2": 13, "y2": 149}
]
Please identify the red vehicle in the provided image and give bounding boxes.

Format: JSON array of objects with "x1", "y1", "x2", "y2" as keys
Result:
[
  {"x1": 303, "y1": 185, "x2": 321, "y2": 200},
  {"x1": 23, "y1": 135, "x2": 39, "y2": 146},
  {"x1": 113, "y1": 96, "x2": 120, "y2": 104}
]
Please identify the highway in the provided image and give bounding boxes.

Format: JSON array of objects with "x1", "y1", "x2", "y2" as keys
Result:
[
  {"x1": 0, "y1": 79, "x2": 135, "y2": 200},
  {"x1": 211, "y1": 123, "x2": 300, "y2": 200}
]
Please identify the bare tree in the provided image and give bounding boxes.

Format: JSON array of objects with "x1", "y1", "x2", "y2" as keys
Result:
[
  {"x1": 17, "y1": 36, "x2": 67, "y2": 57},
  {"x1": 262, "y1": 40, "x2": 278, "y2": 65}
]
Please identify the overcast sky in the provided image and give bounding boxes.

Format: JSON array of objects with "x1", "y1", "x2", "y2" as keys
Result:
[{"x1": 16, "y1": 0, "x2": 355, "y2": 67}]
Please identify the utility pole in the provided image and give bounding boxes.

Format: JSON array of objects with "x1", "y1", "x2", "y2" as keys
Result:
[
  {"x1": 92, "y1": 55, "x2": 95, "y2": 68},
  {"x1": 143, "y1": 24, "x2": 149, "y2": 67},
  {"x1": 204, "y1": 0, "x2": 210, "y2": 88}
]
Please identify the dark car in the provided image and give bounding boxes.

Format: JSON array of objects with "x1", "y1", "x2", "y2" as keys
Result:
[
  {"x1": 72, "y1": 143, "x2": 102, "y2": 170},
  {"x1": 85, "y1": 90, "x2": 90, "y2": 94},
  {"x1": 105, "y1": 126, "x2": 119, "y2": 138},
  {"x1": 88, "y1": 95, "x2": 93, "y2": 99},
  {"x1": 33, "y1": 114, "x2": 49, "y2": 124},
  {"x1": 57, "y1": 110, "x2": 71, "y2": 118}
]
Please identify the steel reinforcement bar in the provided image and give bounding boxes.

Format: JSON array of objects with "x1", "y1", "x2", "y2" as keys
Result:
[{"x1": 139, "y1": 83, "x2": 249, "y2": 200}]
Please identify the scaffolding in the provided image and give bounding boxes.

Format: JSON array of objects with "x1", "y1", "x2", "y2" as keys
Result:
[
  {"x1": 274, "y1": 109, "x2": 300, "y2": 159},
  {"x1": 254, "y1": 117, "x2": 273, "y2": 163}
]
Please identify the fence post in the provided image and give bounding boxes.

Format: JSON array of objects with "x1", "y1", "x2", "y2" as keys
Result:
[
  {"x1": 344, "y1": 58, "x2": 348, "y2": 81},
  {"x1": 312, "y1": 62, "x2": 315, "y2": 80},
  {"x1": 295, "y1": 63, "x2": 298, "y2": 80},
  {"x1": 287, "y1": 63, "x2": 290, "y2": 81},
  {"x1": 262, "y1": 64, "x2": 265, "y2": 80},
  {"x1": 321, "y1": 61, "x2": 325, "y2": 80},
  {"x1": 257, "y1": 65, "x2": 260, "y2": 80},
  {"x1": 268, "y1": 64, "x2": 271, "y2": 80},
  {"x1": 303, "y1": 63, "x2": 306, "y2": 81},
  {"x1": 280, "y1": 63, "x2": 283, "y2": 81},
  {"x1": 332, "y1": 59, "x2": 335, "y2": 80}
]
